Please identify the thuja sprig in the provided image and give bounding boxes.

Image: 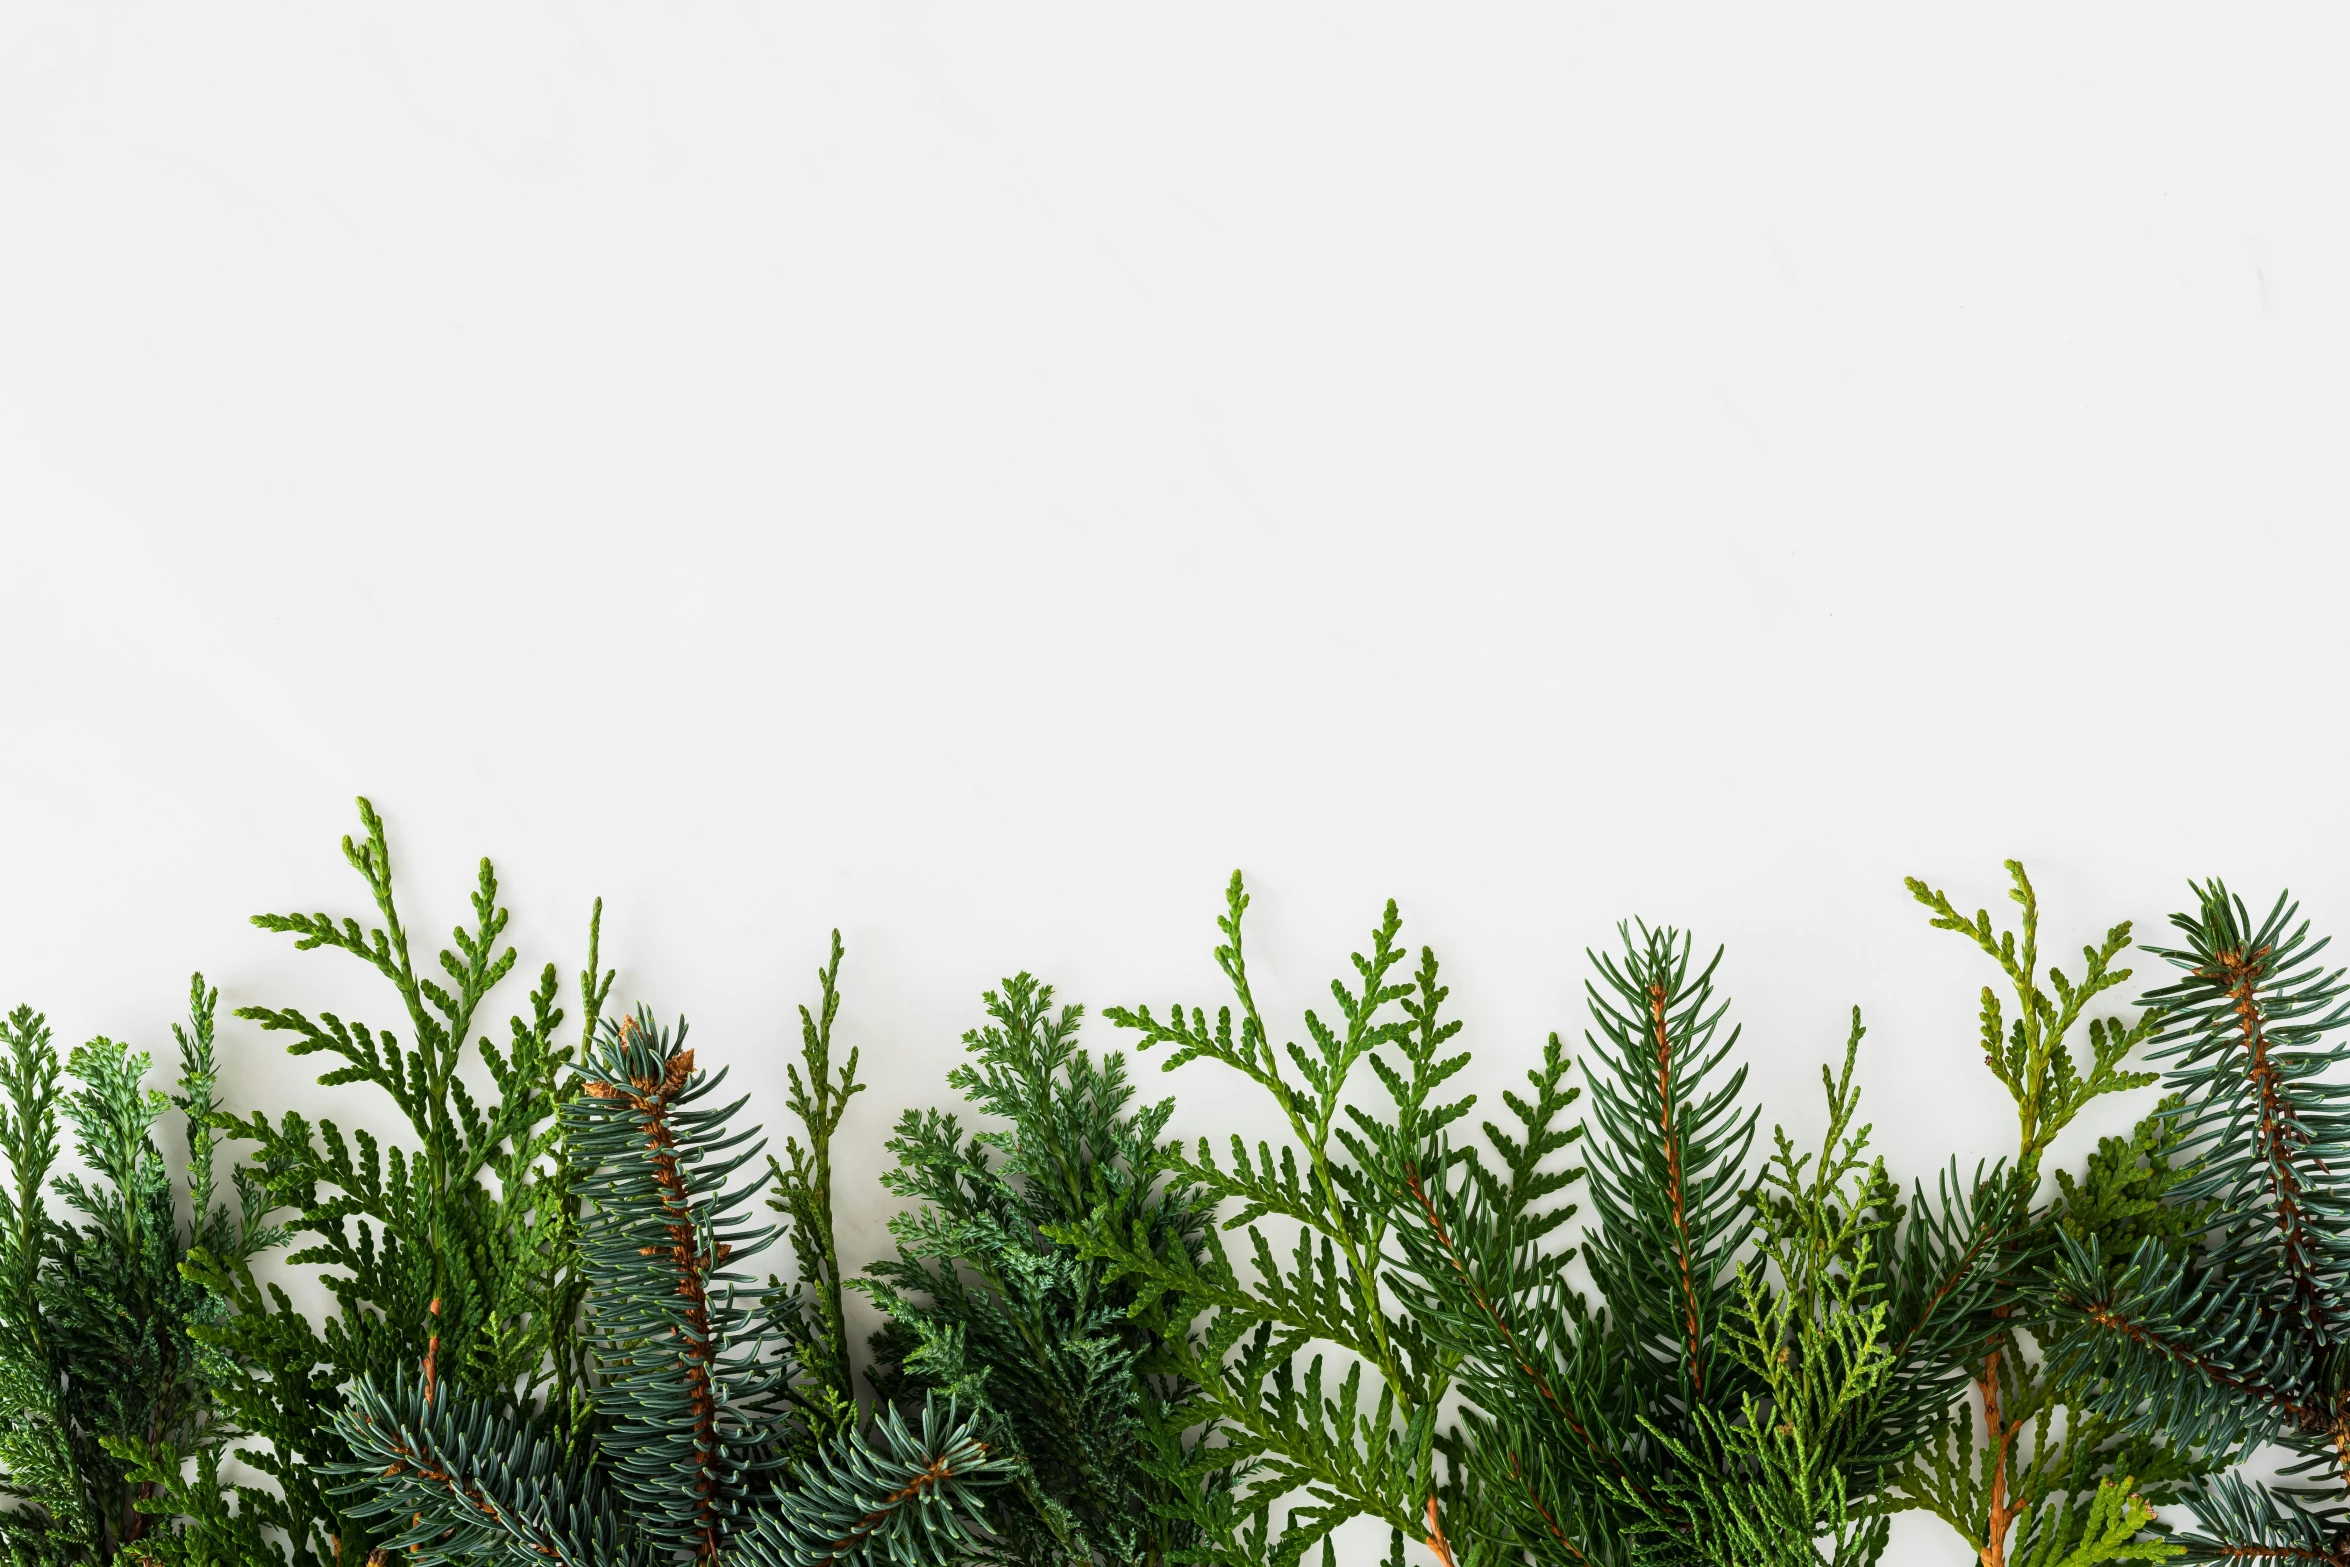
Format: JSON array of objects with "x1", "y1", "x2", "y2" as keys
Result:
[
  {"x1": 0, "y1": 1004, "x2": 95, "y2": 1559},
  {"x1": 1069, "y1": 872, "x2": 1475, "y2": 1567},
  {"x1": 766, "y1": 931, "x2": 862, "y2": 1439},
  {"x1": 193, "y1": 798, "x2": 605, "y2": 1566},
  {"x1": 1634, "y1": 1016, "x2": 1904, "y2": 1567},
  {"x1": 1905, "y1": 862, "x2": 2160, "y2": 1179},
  {"x1": 1889, "y1": 862, "x2": 2191, "y2": 1567}
]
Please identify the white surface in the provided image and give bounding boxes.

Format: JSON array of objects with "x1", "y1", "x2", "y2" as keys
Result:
[{"x1": 5, "y1": 8, "x2": 2349, "y2": 1561}]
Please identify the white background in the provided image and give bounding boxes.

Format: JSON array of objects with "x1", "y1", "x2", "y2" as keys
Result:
[{"x1": 5, "y1": 7, "x2": 2350, "y2": 1561}]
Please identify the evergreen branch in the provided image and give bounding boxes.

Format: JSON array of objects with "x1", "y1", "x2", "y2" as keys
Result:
[
  {"x1": 1580, "y1": 921, "x2": 1755, "y2": 1414},
  {"x1": 568, "y1": 1006, "x2": 787, "y2": 1560},
  {"x1": 725, "y1": 1398, "x2": 1009, "y2": 1567},
  {"x1": 2169, "y1": 1472, "x2": 2350, "y2": 1565},
  {"x1": 325, "y1": 1372, "x2": 651, "y2": 1567},
  {"x1": 768, "y1": 931, "x2": 860, "y2": 1427},
  {"x1": 1077, "y1": 873, "x2": 1471, "y2": 1558},
  {"x1": 2141, "y1": 882, "x2": 2350, "y2": 1351},
  {"x1": 1905, "y1": 862, "x2": 2159, "y2": 1175},
  {"x1": 2044, "y1": 1234, "x2": 2320, "y2": 1452},
  {"x1": 206, "y1": 800, "x2": 593, "y2": 1562}
]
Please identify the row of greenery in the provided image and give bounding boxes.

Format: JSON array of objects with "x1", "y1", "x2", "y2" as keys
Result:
[{"x1": 0, "y1": 800, "x2": 2342, "y2": 1567}]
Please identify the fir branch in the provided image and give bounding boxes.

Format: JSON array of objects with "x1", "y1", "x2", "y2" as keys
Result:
[
  {"x1": 2139, "y1": 883, "x2": 2350, "y2": 1350},
  {"x1": 325, "y1": 1371, "x2": 651, "y2": 1567},
  {"x1": 726, "y1": 1398, "x2": 1011, "y2": 1567},
  {"x1": 567, "y1": 1006, "x2": 788, "y2": 1560},
  {"x1": 1579, "y1": 923, "x2": 1757, "y2": 1411},
  {"x1": 2167, "y1": 1472, "x2": 2350, "y2": 1565}
]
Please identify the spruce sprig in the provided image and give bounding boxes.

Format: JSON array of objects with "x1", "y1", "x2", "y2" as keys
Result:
[
  {"x1": 2139, "y1": 883, "x2": 2350, "y2": 1344},
  {"x1": 1391, "y1": 945, "x2": 2002, "y2": 1566},
  {"x1": 325, "y1": 945, "x2": 1010, "y2": 1567},
  {"x1": 329, "y1": 1367, "x2": 649, "y2": 1567},
  {"x1": 568, "y1": 1007, "x2": 788, "y2": 1557},
  {"x1": 2037, "y1": 881, "x2": 2350, "y2": 1562}
]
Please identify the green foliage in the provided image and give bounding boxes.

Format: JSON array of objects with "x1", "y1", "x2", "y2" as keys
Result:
[
  {"x1": 1632, "y1": 1017, "x2": 1923, "y2": 1567},
  {"x1": 0, "y1": 979, "x2": 275, "y2": 1566},
  {"x1": 1393, "y1": 942, "x2": 2002, "y2": 1567},
  {"x1": 1903, "y1": 863, "x2": 2160, "y2": 1181},
  {"x1": 325, "y1": 950, "x2": 1010, "y2": 1565},
  {"x1": 725, "y1": 1399, "x2": 1006, "y2": 1567},
  {"x1": 1887, "y1": 862, "x2": 2195, "y2": 1567},
  {"x1": 566, "y1": 1006, "x2": 790, "y2": 1556},
  {"x1": 2049, "y1": 1097, "x2": 2212, "y2": 1255},
  {"x1": 1066, "y1": 874, "x2": 1477, "y2": 1567},
  {"x1": 766, "y1": 933, "x2": 861, "y2": 1445},
  {"x1": 20, "y1": 804, "x2": 2350, "y2": 1567},
  {"x1": 859, "y1": 972, "x2": 1220, "y2": 1565},
  {"x1": 327, "y1": 1369, "x2": 645, "y2": 1567},
  {"x1": 1895, "y1": 1103, "x2": 2219, "y2": 1567},
  {"x1": 1580, "y1": 925, "x2": 1758, "y2": 1436},
  {"x1": 191, "y1": 797, "x2": 609, "y2": 1565},
  {"x1": 2042, "y1": 881, "x2": 2350, "y2": 1562},
  {"x1": 0, "y1": 1003, "x2": 90, "y2": 1563},
  {"x1": 333, "y1": 1370, "x2": 1002, "y2": 1567}
]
